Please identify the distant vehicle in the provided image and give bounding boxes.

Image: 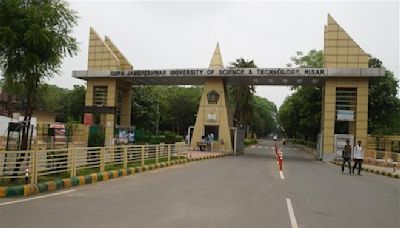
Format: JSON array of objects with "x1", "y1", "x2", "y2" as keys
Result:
[{"x1": 273, "y1": 136, "x2": 278, "y2": 141}]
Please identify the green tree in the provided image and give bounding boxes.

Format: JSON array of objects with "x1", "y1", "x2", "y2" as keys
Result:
[
  {"x1": 229, "y1": 58, "x2": 256, "y2": 129},
  {"x1": 287, "y1": 50, "x2": 323, "y2": 68},
  {"x1": 368, "y1": 57, "x2": 400, "y2": 134},
  {"x1": 131, "y1": 85, "x2": 202, "y2": 136},
  {"x1": 278, "y1": 87, "x2": 321, "y2": 140},
  {"x1": 61, "y1": 85, "x2": 85, "y2": 122},
  {"x1": 131, "y1": 86, "x2": 160, "y2": 132},
  {"x1": 0, "y1": 0, "x2": 78, "y2": 149},
  {"x1": 36, "y1": 84, "x2": 68, "y2": 112},
  {"x1": 160, "y1": 86, "x2": 201, "y2": 135},
  {"x1": 251, "y1": 96, "x2": 277, "y2": 137},
  {"x1": 278, "y1": 96, "x2": 299, "y2": 138},
  {"x1": 278, "y1": 49, "x2": 323, "y2": 140}
]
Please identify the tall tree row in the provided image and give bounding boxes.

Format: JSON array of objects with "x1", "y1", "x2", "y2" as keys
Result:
[
  {"x1": 7, "y1": 76, "x2": 278, "y2": 139},
  {"x1": 131, "y1": 86, "x2": 202, "y2": 136},
  {"x1": 278, "y1": 50, "x2": 323, "y2": 141},
  {"x1": 228, "y1": 58, "x2": 278, "y2": 137}
]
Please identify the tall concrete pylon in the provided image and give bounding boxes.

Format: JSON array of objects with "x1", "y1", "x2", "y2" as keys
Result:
[
  {"x1": 190, "y1": 43, "x2": 233, "y2": 152},
  {"x1": 321, "y1": 14, "x2": 369, "y2": 159},
  {"x1": 85, "y1": 27, "x2": 133, "y2": 145}
]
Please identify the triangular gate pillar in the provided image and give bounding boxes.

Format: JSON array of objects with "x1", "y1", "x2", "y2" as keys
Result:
[{"x1": 190, "y1": 44, "x2": 233, "y2": 153}]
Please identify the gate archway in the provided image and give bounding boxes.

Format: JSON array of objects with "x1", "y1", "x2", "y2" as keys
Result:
[{"x1": 73, "y1": 14, "x2": 384, "y2": 160}]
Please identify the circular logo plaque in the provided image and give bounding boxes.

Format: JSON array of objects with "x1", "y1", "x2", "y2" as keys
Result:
[{"x1": 207, "y1": 90, "x2": 219, "y2": 104}]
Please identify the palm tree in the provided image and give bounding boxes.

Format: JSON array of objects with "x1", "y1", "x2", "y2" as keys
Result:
[{"x1": 229, "y1": 58, "x2": 256, "y2": 131}]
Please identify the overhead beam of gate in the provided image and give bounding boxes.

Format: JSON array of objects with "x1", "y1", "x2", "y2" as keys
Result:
[{"x1": 73, "y1": 67, "x2": 385, "y2": 85}]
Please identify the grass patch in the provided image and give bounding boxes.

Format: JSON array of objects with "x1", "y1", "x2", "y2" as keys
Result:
[
  {"x1": 244, "y1": 138, "x2": 258, "y2": 146},
  {"x1": 0, "y1": 178, "x2": 27, "y2": 187},
  {"x1": 38, "y1": 172, "x2": 69, "y2": 183}
]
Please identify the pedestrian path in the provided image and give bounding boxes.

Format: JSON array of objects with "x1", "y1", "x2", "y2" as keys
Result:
[
  {"x1": 362, "y1": 163, "x2": 400, "y2": 175},
  {"x1": 250, "y1": 145, "x2": 297, "y2": 150},
  {"x1": 331, "y1": 160, "x2": 400, "y2": 178}
]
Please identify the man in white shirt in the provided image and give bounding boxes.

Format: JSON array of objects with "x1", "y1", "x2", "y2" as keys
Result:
[
  {"x1": 353, "y1": 140, "x2": 364, "y2": 175},
  {"x1": 209, "y1": 133, "x2": 214, "y2": 151}
]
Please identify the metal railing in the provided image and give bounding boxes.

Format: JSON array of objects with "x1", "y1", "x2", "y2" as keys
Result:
[{"x1": 0, "y1": 143, "x2": 188, "y2": 185}]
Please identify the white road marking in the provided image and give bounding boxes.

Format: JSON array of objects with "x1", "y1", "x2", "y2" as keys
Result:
[
  {"x1": 257, "y1": 146, "x2": 263, "y2": 149},
  {"x1": 251, "y1": 145, "x2": 256, "y2": 148},
  {"x1": 286, "y1": 198, "x2": 299, "y2": 228},
  {"x1": 279, "y1": 170, "x2": 285, "y2": 180},
  {"x1": 0, "y1": 189, "x2": 76, "y2": 206}
]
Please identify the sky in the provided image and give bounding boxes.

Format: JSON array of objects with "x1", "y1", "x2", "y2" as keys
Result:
[{"x1": 52, "y1": 0, "x2": 400, "y2": 108}]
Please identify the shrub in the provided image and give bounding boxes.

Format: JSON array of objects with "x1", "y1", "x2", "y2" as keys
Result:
[
  {"x1": 291, "y1": 139, "x2": 317, "y2": 148},
  {"x1": 163, "y1": 131, "x2": 177, "y2": 144},
  {"x1": 244, "y1": 138, "x2": 258, "y2": 146},
  {"x1": 175, "y1": 135, "x2": 184, "y2": 142}
]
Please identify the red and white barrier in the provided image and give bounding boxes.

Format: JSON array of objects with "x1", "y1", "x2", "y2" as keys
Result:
[
  {"x1": 273, "y1": 144, "x2": 283, "y2": 171},
  {"x1": 278, "y1": 150, "x2": 283, "y2": 171}
]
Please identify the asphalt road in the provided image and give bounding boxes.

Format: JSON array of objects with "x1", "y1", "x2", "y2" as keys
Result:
[{"x1": 0, "y1": 140, "x2": 399, "y2": 228}]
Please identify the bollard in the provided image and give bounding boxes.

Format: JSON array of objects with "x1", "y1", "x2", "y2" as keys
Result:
[{"x1": 25, "y1": 167, "x2": 29, "y2": 184}]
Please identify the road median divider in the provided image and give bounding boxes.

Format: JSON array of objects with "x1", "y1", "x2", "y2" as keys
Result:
[{"x1": 0, "y1": 153, "x2": 228, "y2": 198}]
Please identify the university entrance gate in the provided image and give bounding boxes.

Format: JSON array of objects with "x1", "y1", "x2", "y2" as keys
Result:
[{"x1": 73, "y1": 14, "x2": 384, "y2": 160}]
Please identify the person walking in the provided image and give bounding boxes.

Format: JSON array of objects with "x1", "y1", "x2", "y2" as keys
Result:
[
  {"x1": 353, "y1": 141, "x2": 364, "y2": 175},
  {"x1": 342, "y1": 140, "x2": 352, "y2": 175}
]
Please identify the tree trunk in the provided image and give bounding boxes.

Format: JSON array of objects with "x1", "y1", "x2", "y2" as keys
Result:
[{"x1": 20, "y1": 78, "x2": 37, "y2": 150}]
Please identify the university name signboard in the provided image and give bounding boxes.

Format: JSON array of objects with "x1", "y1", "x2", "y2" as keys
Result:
[
  {"x1": 72, "y1": 67, "x2": 384, "y2": 85},
  {"x1": 109, "y1": 68, "x2": 327, "y2": 77}
]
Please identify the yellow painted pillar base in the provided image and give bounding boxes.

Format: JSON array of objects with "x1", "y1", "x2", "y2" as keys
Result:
[
  {"x1": 322, "y1": 79, "x2": 336, "y2": 158},
  {"x1": 104, "y1": 114, "x2": 115, "y2": 146}
]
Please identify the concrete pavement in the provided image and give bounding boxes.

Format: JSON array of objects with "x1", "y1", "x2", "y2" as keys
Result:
[{"x1": 0, "y1": 140, "x2": 399, "y2": 228}]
